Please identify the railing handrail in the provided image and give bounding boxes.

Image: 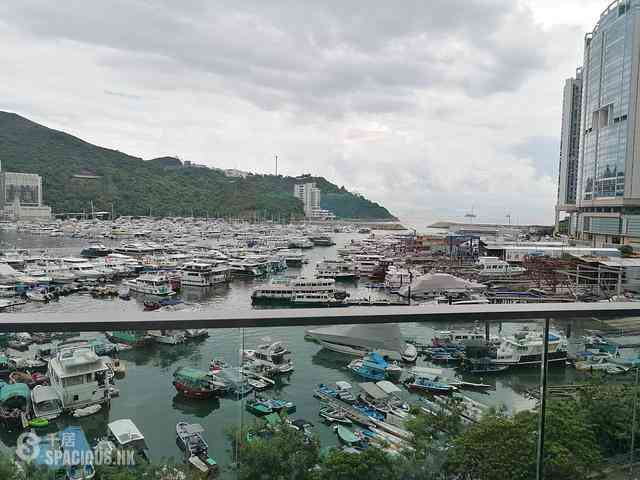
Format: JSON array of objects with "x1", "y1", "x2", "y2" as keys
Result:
[{"x1": 3, "y1": 302, "x2": 640, "y2": 332}]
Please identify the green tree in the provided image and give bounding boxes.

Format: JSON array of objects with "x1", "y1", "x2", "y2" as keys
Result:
[
  {"x1": 447, "y1": 401, "x2": 602, "y2": 480},
  {"x1": 313, "y1": 448, "x2": 399, "y2": 480},
  {"x1": 229, "y1": 425, "x2": 319, "y2": 480}
]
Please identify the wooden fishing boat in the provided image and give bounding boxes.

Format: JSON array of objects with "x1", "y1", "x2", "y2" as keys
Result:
[
  {"x1": 176, "y1": 422, "x2": 218, "y2": 476},
  {"x1": 334, "y1": 425, "x2": 360, "y2": 447},
  {"x1": 245, "y1": 399, "x2": 273, "y2": 416},
  {"x1": 73, "y1": 404, "x2": 102, "y2": 418},
  {"x1": 319, "y1": 406, "x2": 352, "y2": 425}
]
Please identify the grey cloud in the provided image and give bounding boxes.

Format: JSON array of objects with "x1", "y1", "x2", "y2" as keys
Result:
[{"x1": 1, "y1": 0, "x2": 552, "y2": 116}]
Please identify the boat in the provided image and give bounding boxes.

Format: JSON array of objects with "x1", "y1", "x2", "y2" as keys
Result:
[
  {"x1": 60, "y1": 426, "x2": 96, "y2": 480},
  {"x1": 309, "y1": 235, "x2": 336, "y2": 246},
  {"x1": 48, "y1": 344, "x2": 111, "y2": 411},
  {"x1": 334, "y1": 425, "x2": 361, "y2": 447},
  {"x1": 173, "y1": 367, "x2": 228, "y2": 399},
  {"x1": 184, "y1": 329, "x2": 209, "y2": 340},
  {"x1": 251, "y1": 277, "x2": 347, "y2": 306},
  {"x1": 80, "y1": 243, "x2": 113, "y2": 258},
  {"x1": 144, "y1": 298, "x2": 183, "y2": 311},
  {"x1": 29, "y1": 417, "x2": 49, "y2": 428},
  {"x1": 315, "y1": 259, "x2": 358, "y2": 280},
  {"x1": 148, "y1": 330, "x2": 186, "y2": 345},
  {"x1": 288, "y1": 418, "x2": 314, "y2": 438},
  {"x1": 105, "y1": 330, "x2": 151, "y2": 346},
  {"x1": 495, "y1": 329, "x2": 568, "y2": 367},
  {"x1": 25, "y1": 288, "x2": 52, "y2": 302},
  {"x1": 432, "y1": 325, "x2": 487, "y2": 347},
  {"x1": 73, "y1": 404, "x2": 102, "y2": 418},
  {"x1": 246, "y1": 377, "x2": 270, "y2": 390},
  {"x1": 305, "y1": 323, "x2": 418, "y2": 362},
  {"x1": 31, "y1": 385, "x2": 63, "y2": 420},
  {"x1": 319, "y1": 406, "x2": 352, "y2": 425},
  {"x1": 0, "y1": 285, "x2": 17, "y2": 298},
  {"x1": 108, "y1": 419, "x2": 150, "y2": 464},
  {"x1": 463, "y1": 358, "x2": 510, "y2": 374},
  {"x1": 33, "y1": 435, "x2": 66, "y2": 477},
  {"x1": 376, "y1": 380, "x2": 411, "y2": 415},
  {"x1": 288, "y1": 238, "x2": 313, "y2": 249},
  {"x1": 180, "y1": 261, "x2": 230, "y2": 287},
  {"x1": 476, "y1": 257, "x2": 526, "y2": 277},
  {"x1": 118, "y1": 287, "x2": 131, "y2": 300},
  {"x1": 109, "y1": 358, "x2": 126, "y2": 377},
  {"x1": 216, "y1": 368, "x2": 253, "y2": 397},
  {"x1": 347, "y1": 352, "x2": 402, "y2": 382},
  {"x1": 245, "y1": 398, "x2": 273, "y2": 416},
  {"x1": 124, "y1": 274, "x2": 176, "y2": 296},
  {"x1": 209, "y1": 359, "x2": 230, "y2": 375},
  {"x1": 243, "y1": 340, "x2": 294, "y2": 375},
  {"x1": 176, "y1": 422, "x2": 218, "y2": 476},
  {"x1": 335, "y1": 381, "x2": 357, "y2": 403},
  {"x1": 405, "y1": 367, "x2": 457, "y2": 394},
  {"x1": 260, "y1": 397, "x2": 297, "y2": 414}
]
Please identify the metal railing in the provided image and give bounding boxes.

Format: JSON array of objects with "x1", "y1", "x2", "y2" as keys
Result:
[
  {"x1": 2, "y1": 301, "x2": 640, "y2": 332},
  {"x1": 4, "y1": 302, "x2": 640, "y2": 480}
]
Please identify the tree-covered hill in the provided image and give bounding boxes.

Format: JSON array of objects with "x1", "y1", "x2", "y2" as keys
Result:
[{"x1": 0, "y1": 112, "x2": 395, "y2": 220}]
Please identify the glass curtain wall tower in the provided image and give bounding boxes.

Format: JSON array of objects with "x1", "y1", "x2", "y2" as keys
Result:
[{"x1": 576, "y1": 0, "x2": 640, "y2": 246}]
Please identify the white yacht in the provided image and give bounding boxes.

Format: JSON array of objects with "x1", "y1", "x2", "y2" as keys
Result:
[
  {"x1": 62, "y1": 258, "x2": 103, "y2": 281},
  {"x1": 432, "y1": 326, "x2": 487, "y2": 346},
  {"x1": 315, "y1": 259, "x2": 358, "y2": 280},
  {"x1": 477, "y1": 257, "x2": 526, "y2": 277},
  {"x1": 251, "y1": 277, "x2": 346, "y2": 305},
  {"x1": 278, "y1": 249, "x2": 305, "y2": 267},
  {"x1": 180, "y1": 261, "x2": 230, "y2": 287},
  {"x1": 147, "y1": 330, "x2": 186, "y2": 345},
  {"x1": 306, "y1": 324, "x2": 418, "y2": 362},
  {"x1": 229, "y1": 260, "x2": 263, "y2": 277},
  {"x1": 288, "y1": 238, "x2": 313, "y2": 249},
  {"x1": 0, "y1": 285, "x2": 16, "y2": 297},
  {"x1": 351, "y1": 254, "x2": 384, "y2": 276},
  {"x1": 124, "y1": 274, "x2": 175, "y2": 296},
  {"x1": 495, "y1": 329, "x2": 567, "y2": 366},
  {"x1": 48, "y1": 344, "x2": 111, "y2": 411},
  {"x1": 243, "y1": 340, "x2": 294, "y2": 374}
]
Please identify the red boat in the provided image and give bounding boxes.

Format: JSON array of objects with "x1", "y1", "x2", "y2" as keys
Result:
[{"x1": 173, "y1": 367, "x2": 228, "y2": 399}]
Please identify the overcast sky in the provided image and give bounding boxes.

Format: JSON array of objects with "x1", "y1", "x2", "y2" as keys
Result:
[{"x1": 0, "y1": 0, "x2": 609, "y2": 225}]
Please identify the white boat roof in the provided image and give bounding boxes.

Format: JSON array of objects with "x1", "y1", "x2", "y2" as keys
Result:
[
  {"x1": 31, "y1": 385, "x2": 61, "y2": 404},
  {"x1": 335, "y1": 381, "x2": 352, "y2": 390},
  {"x1": 306, "y1": 324, "x2": 406, "y2": 354},
  {"x1": 108, "y1": 419, "x2": 145, "y2": 445},
  {"x1": 358, "y1": 382, "x2": 388, "y2": 400},
  {"x1": 376, "y1": 380, "x2": 402, "y2": 394},
  {"x1": 398, "y1": 273, "x2": 485, "y2": 296},
  {"x1": 411, "y1": 366, "x2": 443, "y2": 376},
  {"x1": 180, "y1": 423, "x2": 205, "y2": 435}
]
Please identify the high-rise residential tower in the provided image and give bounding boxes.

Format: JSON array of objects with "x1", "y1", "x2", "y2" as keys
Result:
[
  {"x1": 556, "y1": 68, "x2": 583, "y2": 233},
  {"x1": 575, "y1": 0, "x2": 640, "y2": 246}
]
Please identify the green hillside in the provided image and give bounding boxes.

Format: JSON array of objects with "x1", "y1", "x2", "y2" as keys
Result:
[{"x1": 0, "y1": 112, "x2": 395, "y2": 220}]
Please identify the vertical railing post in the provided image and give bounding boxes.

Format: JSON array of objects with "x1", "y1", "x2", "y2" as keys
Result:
[
  {"x1": 536, "y1": 317, "x2": 550, "y2": 480},
  {"x1": 630, "y1": 364, "x2": 639, "y2": 476}
]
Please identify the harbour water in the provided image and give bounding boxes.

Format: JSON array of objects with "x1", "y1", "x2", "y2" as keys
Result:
[{"x1": 0, "y1": 230, "x2": 595, "y2": 475}]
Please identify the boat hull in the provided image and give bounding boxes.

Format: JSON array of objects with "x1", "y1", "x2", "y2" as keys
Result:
[{"x1": 173, "y1": 382, "x2": 217, "y2": 399}]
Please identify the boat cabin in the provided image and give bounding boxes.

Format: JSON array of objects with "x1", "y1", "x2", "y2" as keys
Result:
[
  {"x1": 31, "y1": 385, "x2": 63, "y2": 420},
  {"x1": 48, "y1": 345, "x2": 110, "y2": 411}
]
